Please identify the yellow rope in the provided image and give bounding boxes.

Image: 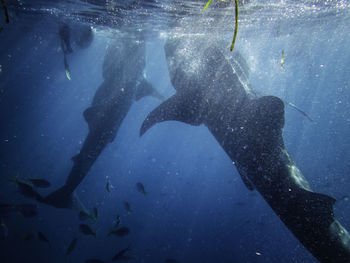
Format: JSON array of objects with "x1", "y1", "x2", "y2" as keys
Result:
[
  {"x1": 230, "y1": 0, "x2": 239, "y2": 52},
  {"x1": 203, "y1": 0, "x2": 213, "y2": 10}
]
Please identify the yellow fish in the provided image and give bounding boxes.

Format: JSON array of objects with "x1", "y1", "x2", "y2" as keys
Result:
[{"x1": 280, "y1": 49, "x2": 285, "y2": 68}]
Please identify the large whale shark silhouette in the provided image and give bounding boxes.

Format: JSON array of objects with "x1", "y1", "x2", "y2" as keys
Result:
[
  {"x1": 44, "y1": 34, "x2": 163, "y2": 208},
  {"x1": 140, "y1": 36, "x2": 350, "y2": 262}
]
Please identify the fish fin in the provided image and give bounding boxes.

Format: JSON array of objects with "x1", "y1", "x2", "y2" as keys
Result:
[
  {"x1": 107, "y1": 228, "x2": 113, "y2": 237},
  {"x1": 298, "y1": 190, "x2": 336, "y2": 216},
  {"x1": 64, "y1": 54, "x2": 71, "y2": 80},
  {"x1": 280, "y1": 189, "x2": 336, "y2": 226},
  {"x1": 140, "y1": 90, "x2": 205, "y2": 136},
  {"x1": 93, "y1": 226, "x2": 101, "y2": 238},
  {"x1": 135, "y1": 79, "x2": 164, "y2": 101},
  {"x1": 251, "y1": 96, "x2": 285, "y2": 130},
  {"x1": 41, "y1": 186, "x2": 74, "y2": 209},
  {"x1": 71, "y1": 154, "x2": 79, "y2": 163},
  {"x1": 41, "y1": 188, "x2": 86, "y2": 211},
  {"x1": 89, "y1": 213, "x2": 97, "y2": 222},
  {"x1": 83, "y1": 105, "x2": 105, "y2": 131}
]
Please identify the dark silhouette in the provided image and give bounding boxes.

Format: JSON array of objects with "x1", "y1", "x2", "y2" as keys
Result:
[
  {"x1": 140, "y1": 36, "x2": 350, "y2": 263},
  {"x1": 44, "y1": 32, "x2": 163, "y2": 208}
]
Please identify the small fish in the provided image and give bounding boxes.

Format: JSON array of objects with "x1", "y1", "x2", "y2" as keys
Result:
[
  {"x1": 92, "y1": 207, "x2": 98, "y2": 221},
  {"x1": 136, "y1": 182, "x2": 147, "y2": 195},
  {"x1": 114, "y1": 215, "x2": 121, "y2": 228},
  {"x1": 66, "y1": 238, "x2": 78, "y2": 256},
  {"x1": 123, "y1": 202, "x2": 132, "y2": 213},
  {"x1": 285, "y1": 101, "x2": 313, "y2": 122},
  {"x1": 112, "y1": 245, "x2": 131, "y2": 261},
  {"x1": 108, "y1": 226, "x2": 130, "y2": 237},
  {"x1": 79, "y1": 224, "x2": 96, "y2": 238},
  {"x1": 85, "y1": 259, "x2": 105, "y2": 263},
  {"x1": 78, "y1": 210, "x2": 96, "y2": 222},
  {"x1": 280, "y1": 49, "x2": 285, "y2": 68},
  {"x1": 0, "y1": 203, "x2": 37, "y2": 218},
  {"x1": 9, "y1": 175, "x2": 42, "y2": 200},
  {"x1": 64, "y1": 54, "x2": 71, "y2": 80},
  {"x1": 65, "y1": 69, "x2": 71, "y2": 80},
  {"x1": 38, "y1": 231, "x2": 50, "y2": 247},
  {"x1": 79, "y1": 210, "x2": 91, "y2": 221},
  {"x1": 106, "y1": 181, "x2": 111, "y2": 192},
  {"x1": 28, "y1": 178, "x2": 51, "y2": 188},
  {"x1": 21, "y1": 231, "x2": 35, "y2": 241},
  {"x1": 0, "y1": 219, "x2": 8, "y2": 240}
]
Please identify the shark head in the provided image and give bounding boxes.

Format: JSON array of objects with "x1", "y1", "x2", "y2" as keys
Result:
[{"x1": 140, "y1": 35, "x2": 253, "y2": 136}]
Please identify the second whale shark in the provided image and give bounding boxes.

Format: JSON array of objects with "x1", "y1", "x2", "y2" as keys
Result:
[
  {"x1": 140, "y1": 35, "x2": 350, "y2": 263},
  {"x1": 44, "y1": 33, "x2": 163, "y2": 208}
]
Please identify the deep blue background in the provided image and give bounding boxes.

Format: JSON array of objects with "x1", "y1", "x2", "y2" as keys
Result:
[{"x1": 0, "y1": 5, "x2": 350, "y2": 263}]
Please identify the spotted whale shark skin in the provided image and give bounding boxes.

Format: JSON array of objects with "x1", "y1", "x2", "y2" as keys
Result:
[
  {"x1": 43, "y1": 34, "x2": 163, "y2": 209},
  {"x1": 140, "y1": 35, "x2": 350, "y2": 263}
]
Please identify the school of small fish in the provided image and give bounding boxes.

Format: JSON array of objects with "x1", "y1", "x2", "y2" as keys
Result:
[{"x1": 2, "y1": 173, "x2": 176, "y2": 262}]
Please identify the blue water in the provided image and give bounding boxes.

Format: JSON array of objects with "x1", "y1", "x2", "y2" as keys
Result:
[{"x1": 1, "y1": 0, "x2": 350, "y2": 262}]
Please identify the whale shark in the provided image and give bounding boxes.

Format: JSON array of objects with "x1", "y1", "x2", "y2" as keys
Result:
[
  {"x1": 140, "y1": 36, "x2": 350, "y2": 262},
  {"x1": 44, "y1": 34, "x2": 163, "y2": 208}
]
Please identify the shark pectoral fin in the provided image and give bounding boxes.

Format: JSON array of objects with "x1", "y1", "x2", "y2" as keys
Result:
[
  {"x1": 140, "y1": 90, "x2": 204, "y2": 136},
  {"x1": 71, "y1": 154, "x2": 79, "y2": 163},
  {"x1": 83, "y1": 106, "x2": 103, "y2": 131},
  {"x1": 83, "y1": 106, "x2": 96, "y2": 123}
]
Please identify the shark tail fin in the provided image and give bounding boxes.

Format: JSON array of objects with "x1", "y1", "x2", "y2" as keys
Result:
[
  {"x1": 41, "y1": 186, "x2": 74, "y2": 209},
  {"x1": 140, "y1": 89, "x2": 205, "y2": 136},
  {"x1": 135, "y1": 79, "x2": 165, "y2": 101},
  {"x1": 41, "y1": 187, "x2": 86, "y2": 211}
]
